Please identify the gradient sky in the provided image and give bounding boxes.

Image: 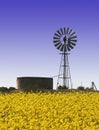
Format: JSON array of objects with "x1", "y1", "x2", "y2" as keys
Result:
[{"x1": 0, "y1": 0, "x2": 99, "y2": 89}]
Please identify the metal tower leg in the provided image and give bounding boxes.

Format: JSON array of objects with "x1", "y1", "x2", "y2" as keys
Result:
[{"x1": 57, "y1": 52, "x2": 72, "y2": 89}]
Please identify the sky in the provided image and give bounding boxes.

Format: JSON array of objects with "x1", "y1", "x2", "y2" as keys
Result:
[{"x1": 0, "y1": 0, "x2": 99, "y2": 89}]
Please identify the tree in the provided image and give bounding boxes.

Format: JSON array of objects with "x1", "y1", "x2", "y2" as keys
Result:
[{"x1": 0, "y1": 87, "x2": 8, "y2": 92}]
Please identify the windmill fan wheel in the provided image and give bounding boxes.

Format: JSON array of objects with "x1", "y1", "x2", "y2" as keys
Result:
[{"x1": 53, "y1": 27, "x2": 77, "y2": 52}]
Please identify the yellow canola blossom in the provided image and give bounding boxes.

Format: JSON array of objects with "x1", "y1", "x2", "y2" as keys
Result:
[{"x1": 0, "y1": 91, "x2": 99, "y2": 130}]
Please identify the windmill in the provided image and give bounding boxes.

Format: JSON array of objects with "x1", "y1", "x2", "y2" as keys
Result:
[{"x1": 53, "y1": 27, "x2": 77, "y2": 89}]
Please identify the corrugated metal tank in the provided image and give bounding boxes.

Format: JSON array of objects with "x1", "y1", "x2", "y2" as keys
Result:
[{"x1": 17, "y1": 77, "x2": 53, "y2": 91}]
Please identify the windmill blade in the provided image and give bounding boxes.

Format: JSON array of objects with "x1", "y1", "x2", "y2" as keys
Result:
[
  {"x1": 71, "y1": 39, "x2": 77, "y2": 42},
  {"x1": 54, "y1": 42, "x2": 61, "y2": 47},
  {"x1": 68, "y1": 43, "x2": 74, "y2": 49},
  {"x1": 66, "y1": 27, "x2": 69, "y2": 34},
  {"x1": 53, "y1": 36, "x2": 60, "y2": 40},
  {"x1": 57, "y1": 43, "x2": 62, "y2": 50},
  {"x1": 57, "y1": 30, "x2": 62, "y2": 36},
  {"x1": 70, "y1": 32, "x2": 75, "y2": 37},
  {"x1": 67, "y1": 44, "x2": 71, "y2": 51},
  {"x1": 64, "y1": 27, "x2": 66, "y2": 34},
  {"x1": 54, "y1": 33, "x2": 60, "y2": 38},
  {"x1": 62, "y1": 44, "x2": 67, "y2": 52},
  {"x1": 70, "y1": 35, "x2": 77, "y2": 39},
  {"x1": 70, "y1": 42, "x2": 76, "y2": 46},
  {"x1": 60, "y1": 28, "x2": 64, "y2": 35},
  {"x1": 68, "y1": 38, "x2": 71, "y2": 44},
  {"x1": 68, "y1": 37, "x2": 77, "y2": 44},
  {"x1": 68, "y1": 29, "x2": 72, "y2": 35},
  {"x1": 53, "y1": 39, "x2": 60, "y2": 43},
  {"x1": 60, "y1": 44, "x2": 64, "y2": 52}
]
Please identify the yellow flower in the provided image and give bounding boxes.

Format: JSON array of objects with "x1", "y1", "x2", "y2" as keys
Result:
[{"x1": 0, "y1": 91, "x2": 99, "y2": 129}]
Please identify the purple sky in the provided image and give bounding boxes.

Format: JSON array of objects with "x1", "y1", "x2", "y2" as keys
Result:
[{"x1": 0, "y1": 0, "x2": 99, "y2": 89}]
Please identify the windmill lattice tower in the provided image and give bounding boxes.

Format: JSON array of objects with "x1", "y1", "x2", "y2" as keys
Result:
[{"x1": 53, "y1": 27, "x2": 77, "y2": 89}]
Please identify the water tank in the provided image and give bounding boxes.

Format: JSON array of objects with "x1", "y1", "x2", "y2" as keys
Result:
[{"x1": 17, "y1": 77, "x2": 53, "y2": 91}]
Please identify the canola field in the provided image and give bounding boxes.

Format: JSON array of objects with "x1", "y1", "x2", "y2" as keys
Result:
[{"x1": 0, "y1": 91, "x2": 99, "y2": 130}]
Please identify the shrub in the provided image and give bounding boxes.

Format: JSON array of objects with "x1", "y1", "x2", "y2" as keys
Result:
[{"x1": 77, "y1": 86, "x2": 85, "y2": 90}]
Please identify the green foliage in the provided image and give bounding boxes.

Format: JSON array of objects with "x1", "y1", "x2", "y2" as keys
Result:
[
  {"x1": 58, "y1": 85, "x2": 69, "y2": 90},
  {"x1": 77, "y1": 86, "x2": 85, "y2": 91},
  {"x1": 9, "y1": 87, "x2": 16, "y2": 91},
  {"x1": 0, "y1": 87, "x2": 8, "y2": 92},
  {"x1": 0, "y1": 86, "x2": 16, "y2": 93}
]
